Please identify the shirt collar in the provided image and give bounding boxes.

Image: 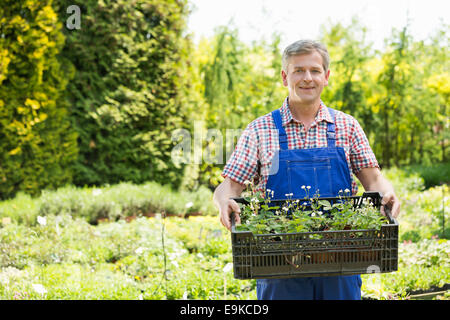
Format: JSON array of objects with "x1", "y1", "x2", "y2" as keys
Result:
[{"x1": 280, "y1": 97, "x2": 334, "y2": 127}]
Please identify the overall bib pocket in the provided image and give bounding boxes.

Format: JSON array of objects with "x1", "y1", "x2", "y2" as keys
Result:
[{"x1": 287, "y1": 158, "x2": 333, "y2": 198}]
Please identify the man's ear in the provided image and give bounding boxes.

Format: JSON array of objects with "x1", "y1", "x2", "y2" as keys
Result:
[
  {"x1": 324, "y1": 69, "x2": 330, "y2": 86},
  {"x1": 281, "y1": 69, "x2": 288, "y2": 87}
]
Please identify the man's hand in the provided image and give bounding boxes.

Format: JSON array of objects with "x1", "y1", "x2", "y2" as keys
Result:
[
  {"x1": 356, "y1": 167, "x2": 401, "y2": 219},
  {"x1": 380, "y1": 191, "x2": 400, "y2": 219},
  {"x1": 219, "y1": 199, "x2": 241, "y2": 231},
  {"x1": 213, "y1": 177, "x2": 246, "y2": 231}
]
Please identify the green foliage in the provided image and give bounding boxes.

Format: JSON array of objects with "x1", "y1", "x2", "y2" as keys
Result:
[
  {"x1": 0, "y1": 215, "x2": 256, "y2": 300},
  {"x1": 236, "y1": 185, "x2": 388, "y2": 235},
  {"x1": 192, "y1": 28, "x2": 286, "y2": 188},
  {"x1": 53, "y1": 0, "x2": 192, "y2": 188},
  {"x1": 0, "y1": 210, "x2": 446, "y2": 300},
  {"x1": 399, "y1": 184, "x2": 449, "y2": 241},
  {"x1": 382, "y1": 166, "x2": 425, "y2": 194},
  {"x1": 319, "y1": 18, "x2": 374, "y2": 128},
  {"x1": 0, "y1": 0, "x2": 78, "y2": 199},
  {"x1": 404, "y1": 162, "x2": 450, "y2": 188},
  {"x1": 362, "y1": 239, "x2": 450, "y2": 299},
  {"x1": 318, "y1": 19, "x2": 449, "y2": 170},
  {"x1": 0, "y1": 181, "x2": 216, "y2": 226}
]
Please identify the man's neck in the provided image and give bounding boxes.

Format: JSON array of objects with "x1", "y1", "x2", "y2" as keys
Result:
[{"x1": 288, "y1": 98, "x2": 321, "y2": 130}]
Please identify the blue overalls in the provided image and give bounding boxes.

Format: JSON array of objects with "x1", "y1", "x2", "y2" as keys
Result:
[{"x1": 256, "y1": 107, "x2": 362, "y2": 300}]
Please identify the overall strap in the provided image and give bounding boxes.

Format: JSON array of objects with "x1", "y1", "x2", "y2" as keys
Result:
[
  {"x1": 326, "y1": 107, "x2": 336, "y2": 148},
  {"x1": 271, "y1": 109, "x2": 288, "y2": 150}
]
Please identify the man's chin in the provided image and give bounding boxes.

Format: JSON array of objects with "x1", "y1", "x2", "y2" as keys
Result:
[{"x1": 289, "y1": 95, "x2": 318, "y2": 106}]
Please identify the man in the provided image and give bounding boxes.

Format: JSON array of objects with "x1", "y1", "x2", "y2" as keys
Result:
[{"x1": 213, "y1": 40, "x2": 400, "y2": 300}]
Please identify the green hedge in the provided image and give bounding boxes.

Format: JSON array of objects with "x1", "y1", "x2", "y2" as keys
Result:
[
  {"x1": 54, "y1": 0, "x2": 192, "y2": 188},
  {"x1": 0, "y1": 182, "x2": 216, "y2": 225},
  {"x1": 0, "y1": 0, "x2": 78, "y2": 199}
]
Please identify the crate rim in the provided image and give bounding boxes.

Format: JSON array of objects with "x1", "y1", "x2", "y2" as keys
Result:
[{"x1": 231, "y1": 221, "x2": 397, "y2": 237}]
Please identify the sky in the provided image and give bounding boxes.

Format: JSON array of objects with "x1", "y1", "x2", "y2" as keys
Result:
[{"x1": 186, "y1": 0, "x2": 449, "y2": 51}]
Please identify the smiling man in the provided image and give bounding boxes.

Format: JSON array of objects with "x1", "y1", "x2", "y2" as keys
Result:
[{"x1": 213, "y1": 39, "x2": 400, "y2": 300}]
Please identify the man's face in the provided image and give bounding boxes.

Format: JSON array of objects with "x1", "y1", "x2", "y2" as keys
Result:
[{"x1": 281, "y1": 51, "x2": 330, "y2": 106}]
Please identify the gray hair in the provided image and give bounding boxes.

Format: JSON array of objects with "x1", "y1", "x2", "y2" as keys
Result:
[{"x1": 282, "y1": 40, "x2": 330, "y2": 73}]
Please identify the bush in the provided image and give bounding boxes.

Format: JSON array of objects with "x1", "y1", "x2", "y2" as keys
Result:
[
  {"x1": 0, "y1": 182, "x2": 216, "y2": 226},
  {"x1": 398, "y1": 184, "x2": 449, "y2": 241},
  {"x1": 404, "y1": 162, "x2": 450, "y2": 188},
  {"x1": 0, "y1": 0, "x2": 78, "y2": 199},
  {"x1": 53, "y1": 0, "x2": 192, "y2": 189}
]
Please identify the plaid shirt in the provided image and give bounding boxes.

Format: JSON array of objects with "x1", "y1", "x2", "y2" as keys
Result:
[{"x1": 222, "y1": 98, "x2": 379, "y2": 195}]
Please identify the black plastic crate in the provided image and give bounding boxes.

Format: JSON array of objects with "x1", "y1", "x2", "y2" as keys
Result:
[{"x1": 230, "y1": 192, "x2": 398, "y2": 279}]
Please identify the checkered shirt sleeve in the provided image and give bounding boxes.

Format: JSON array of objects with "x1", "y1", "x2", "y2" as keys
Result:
[
  {"x1": 221, "y1": 124, "x2": 259, "y2": 185},
  {"x1": 348, "y1": 116, "x2": 379, "y2": 174}
]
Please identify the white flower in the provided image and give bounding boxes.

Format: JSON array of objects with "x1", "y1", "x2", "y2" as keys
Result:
[
  {"x1": 37, "y1": 216, "x2": 46, "y2": 226},
  {"x1": 223, "y1": 262, "x2": 233, "y2": 273},
  {"x1": 32, "y1": 284, "x2": 47, "y2": 295},
  {"x1": 318, "y1": 211, "x2": 323, "y2": 215},
  {"x1": 311, "y1": 212, "x2": 316, "y2": 217},
  {"x1": 267, "y1": 189, "x2": 271, "y2": 192},
  {"x1": 171, "y1": 260, "x2": 179, "y2": 268},
  {"x1": 92, "y1": 189, "x2": 102, "y2": 196},
  {"x1": 283, "y1": 207, "x2": 289, "y2": 211},
  {"x1": 289, "y1": 193, "x2": 293, "y2": 197},
  {"x1": 185, "y1": 201, "x2": 194, "y2": 209},
  {"x1": 135, "y1": 247, "x2": 145, "y2": 255},
  {"x1": 301, "y1": 185, "x2": 306, "y2": 189},
  {"x1": 344, "y1": 188, "x2": 350, "y2": 193},
  {"x1": 307, "y1": 186, "x2": 311, "y2": 189},
  {"x1": 244, "y1": 180, "x2": 251, "y2": 185}
]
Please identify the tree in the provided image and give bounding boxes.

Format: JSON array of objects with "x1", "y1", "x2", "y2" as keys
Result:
[
  {"x1": 53, "y1": 0, "x2": 192, "y2": 188},
  {"x1": 0, "y1": 0, "x2": 78, "y2": 199},
  {"x1": 196, "y1": 27, "x2": 286, "y2": 188},
  {"x1": 319, "y1": 18, "x2": 375, "y2": 138}
]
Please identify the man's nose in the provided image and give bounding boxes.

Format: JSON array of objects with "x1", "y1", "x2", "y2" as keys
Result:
[{"x1": 302, "y1": 70, "x2": 313, "y2": 81}]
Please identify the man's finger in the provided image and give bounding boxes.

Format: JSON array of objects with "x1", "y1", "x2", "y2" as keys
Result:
[
  {"x1": 381, "y1": 192, "x2": 400, "y2": 219},
  {"x1": 229, "y1": 200, "x2": 241, "y2": 225},
  {"x1": 391, "y1": 200, "x2": 400, "y2": 219},
  {"x1": 220, "y1": 209, "x2": 231, "y2": 231}
]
